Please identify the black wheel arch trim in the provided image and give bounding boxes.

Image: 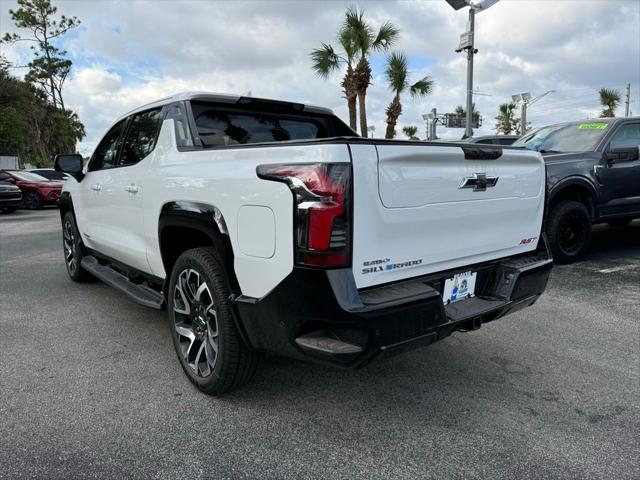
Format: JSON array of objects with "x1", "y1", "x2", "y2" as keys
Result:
[
  {"x1": 158, "y1": 200, "x2": 236, "y2": 292},
  {"x1": 158, "y1": 201, "x2": 252, "y2": 349},
  {"x1": 58, "y1": 191, "x2": 75, "y2": 220},
  {"x1": 548, "y1": 176, "x2": 598, "y2": 216}
]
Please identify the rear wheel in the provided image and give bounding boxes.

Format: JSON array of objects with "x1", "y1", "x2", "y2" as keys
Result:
[
  {"x1": 23, "y1": 191, "x2": 43, "y2": 209},
  {"x1": 546, "y1": 200, "x2": 592, "y2": 264},
  {"x1": 62, "y1": 212, "x2": 91, "y2": 282},
  {"x1": 168, "y1": 247, "x2": 258, "y2": 395}
]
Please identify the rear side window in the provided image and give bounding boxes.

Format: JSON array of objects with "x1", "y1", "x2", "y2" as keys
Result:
[
  {"x1": 190, "y1": 102, "x2": 338, "y2": 147},
  {"x1": 89, "y1": 120, "x2": 127, "y2": 171},
  {"x1": 120, "y1": 108, "x2": 164, "y2": 166},
  {"x1": 166, "y1": 102, "x2": 193, "y2": 148}
]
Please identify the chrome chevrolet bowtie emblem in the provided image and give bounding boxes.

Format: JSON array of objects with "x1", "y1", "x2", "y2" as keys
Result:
[{"x1": 459, "y1": 173, "x2": 499, "y2": 192}]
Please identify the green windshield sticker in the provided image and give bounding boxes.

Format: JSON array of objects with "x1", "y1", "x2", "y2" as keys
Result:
[{"x1": 578, "y1": 123, "x2": 608, "y2": 130}]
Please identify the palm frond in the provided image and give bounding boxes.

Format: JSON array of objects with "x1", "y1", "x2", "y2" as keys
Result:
[
  {"x1": 344, "y1": 6, "x2": 374, "y2": 54},
  {"x1": 373, "y1": 21, "x2": 400, "y2": 51},
  {"x1": 385, "y1": 52, "x2": 408, "y2": 94},
  {"x1": 338, "y1": 24, "x2": 358, "y2": 63},
  {"x1": 409, "y1": 76, "x2": 433, "y2": 98},
  {"x1": 310, "y1": 43, "x2": 341, "y2": 78},
  {"x1": 599, "y1": 87, "x2": 621, "y2": 105}
]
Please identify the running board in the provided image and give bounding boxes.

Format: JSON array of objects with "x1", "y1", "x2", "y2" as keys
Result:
[{"x1": 81, "y1": 256, "x2": 164, "y2": 309}]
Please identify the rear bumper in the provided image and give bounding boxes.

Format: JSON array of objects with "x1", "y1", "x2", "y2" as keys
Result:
[{"x1": 234, "y1": 237, "x2": 553, "y2": 368}]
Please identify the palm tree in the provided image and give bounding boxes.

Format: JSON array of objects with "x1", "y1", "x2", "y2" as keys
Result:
[
  {"x1": 384, "y1": 52, "x2": 433, "y2": 139},
  {"x1": 346, "y1": 7, "x2": 400, "y2": 137},
  {"x1": 599, "y1": 88, "x2": 620, "y2": 118},
  {"x1": 402, "y1": 126, "x2": 419, "y2": 140},
  {"x1": 494, "y1": 102, "x2": 519, "y2": 135},
  {"x1": 455, "y1": 104, "x2": 481, "y2": 127},
  {"x1": 310, "y1": 23, "x2": 359, "y2": 131}
]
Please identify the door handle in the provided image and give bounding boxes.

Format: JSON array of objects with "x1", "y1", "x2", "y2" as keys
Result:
[
  {"x1": 124, "y1": 184, "x2": 139, "y2": 194},
  {"x1": 91, "y1": 184, "x2": 101, "y2": 192}
]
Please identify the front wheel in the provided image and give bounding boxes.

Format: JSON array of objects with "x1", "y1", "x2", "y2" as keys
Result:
[
  {"x1": 168, "y1": 247, "x2": 258, "y2": 395},
  {"x1": 62, "y1": 212, "x2": 91, "y2": 282},
  {"x1": 546, "y1": 201, "x2": 592, "y2": 264}
]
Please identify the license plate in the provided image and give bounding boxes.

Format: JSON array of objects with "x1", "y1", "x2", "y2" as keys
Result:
[{"x1": 442, "y1": 271, "x2": 477, "y2": 304}]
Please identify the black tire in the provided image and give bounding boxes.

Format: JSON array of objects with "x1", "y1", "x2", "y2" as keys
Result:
[
  {"x1": 607, "y1": 218, "x2": 632, "y2": 228},
  {"x1": 23, "y1": 190, "x2": 43, "y2": 209},
  {"x1": 546, "y1": 200, "x2": 592, "y2": 264},
  {"x1": 2, "y1": 206, "x2": 17, "y2": 213},
  {"x1": 168, "y1": 247, "x2": 258, "y2": 395},
  {"x1": 62, "y1": 212, "x2": 91, "y2": 282}
]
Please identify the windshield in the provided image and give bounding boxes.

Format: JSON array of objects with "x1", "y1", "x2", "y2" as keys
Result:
[
  {"x1": 512, "y1": 122, "x2": 609, "y2": 153},
  {"x1": 10, "y1": 171, "x2": 50, "y2": 182}
]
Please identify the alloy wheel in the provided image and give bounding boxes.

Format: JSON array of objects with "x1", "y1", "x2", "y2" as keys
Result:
[
  {"x1": 63, "y1": 220, "x2": 77, "y2": 274},
  {"x1": 172, "y1": 268, "x2": 219, "y2": 377}
]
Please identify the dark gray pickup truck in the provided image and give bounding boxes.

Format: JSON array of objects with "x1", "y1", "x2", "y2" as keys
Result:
[{"x1": 513, "y1": 118, "x2": 640, "y2": 263}]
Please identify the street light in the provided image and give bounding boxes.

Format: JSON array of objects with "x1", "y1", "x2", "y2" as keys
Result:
[
  {"x1": 446, "y1": 0, "x2": 500, "y2": 139},
  {"x1": 512, "y1": 90, "x2": 555, "y2": 134}
]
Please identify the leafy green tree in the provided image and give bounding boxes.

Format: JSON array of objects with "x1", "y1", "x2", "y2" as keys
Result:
[
  {"x1": 384, "y1": 52, "x2": 433, "y2": 139},
  {"x1": 599, "y1": 88, "x2": 620, "y2": 118},
  {"x1": 402, "y1": 125, "x2": 419, "y2": 140},
  {"x1": 2, "y1": 0, "x2": 80, "y2": 109},
  {"x1": 494, "y1": 102, "x2": 520, "y2": 135},
  {"x1": 346, "y1": 7, "x2": 399, "y2": 137},
  {"x1": 0, "y1": 70, "x2": 85, "y2": 166}
]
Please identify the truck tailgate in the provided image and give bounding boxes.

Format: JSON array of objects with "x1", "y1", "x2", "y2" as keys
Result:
[{"x1": 350, "y1": 143, "x2": 545, "y2": 289}]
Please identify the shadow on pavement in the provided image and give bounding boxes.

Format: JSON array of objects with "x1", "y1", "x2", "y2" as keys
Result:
[{"x1": 585, "y1": 220, "x2": 640, "y2": 262}]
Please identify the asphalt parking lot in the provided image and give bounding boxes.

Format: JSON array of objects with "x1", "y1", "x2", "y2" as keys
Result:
[{"x1": 1, "y1": 208, "x2": 638, "y2": 480}]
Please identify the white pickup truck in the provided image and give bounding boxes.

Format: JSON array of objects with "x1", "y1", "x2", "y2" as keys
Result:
[{"x1": 55, "y1": 92, "x2": 552, "y2": 395}]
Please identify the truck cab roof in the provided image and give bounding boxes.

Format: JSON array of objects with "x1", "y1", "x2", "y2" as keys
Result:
[{"x1": 118, "y1": 91, "x2": 335, "y2": 122}]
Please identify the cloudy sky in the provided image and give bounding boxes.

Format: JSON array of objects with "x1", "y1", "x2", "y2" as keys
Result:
[{"x1": 1, "y1": 0, "x2": 639, "y2": 154}]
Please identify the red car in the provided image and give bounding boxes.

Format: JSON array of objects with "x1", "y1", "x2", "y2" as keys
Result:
[{"x1": 0, "y1": 169, "x2": 63, "y2": 209}]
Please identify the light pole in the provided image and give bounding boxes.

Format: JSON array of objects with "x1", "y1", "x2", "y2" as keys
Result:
[
  {"x1": 512, "y1": 90, "x2": 555, "y2": 134},
  {"x1": 447, "y1": 0, "x2": 499, "y2": 139}
]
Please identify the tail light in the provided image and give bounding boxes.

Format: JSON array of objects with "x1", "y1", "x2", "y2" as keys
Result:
[{"x1": 257, "y1": 163, "x2": 351, "y2": 268}]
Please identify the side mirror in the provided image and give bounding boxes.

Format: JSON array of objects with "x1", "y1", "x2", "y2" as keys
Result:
[
  {"x1": 606, "y1": 146, "x2": 640, "y2": 164},
  {"x1": 3, "y1": 177, "x2": 16, "y2": 184},
  {"x1": 54, "y1": 154, "x2": 84, "y2": 181}
]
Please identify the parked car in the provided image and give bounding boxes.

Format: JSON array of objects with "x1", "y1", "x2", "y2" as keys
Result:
[
  {"x1": 55, "y1": 92, "x2": 551, "y2": 395},
  {"x1": 467, "y1": 135, "x2": 520, "y2": 145},
  {"x1": 513, "y1": 118, "x2": 640, "y2": 263},
  {"x1": 0, "y1": 181, "x2": 22, "y2": 213},
  {"x1": 0, "y1": 170, "x2": 63, "y2": 209},
  {"x1": 28, "y1": 168, "x2": 71, "y2": 182}
]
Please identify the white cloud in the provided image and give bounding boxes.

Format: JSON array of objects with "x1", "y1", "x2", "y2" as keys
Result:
[{"x1": 1, "y1": 0, "x2": 638, "y2": 152}]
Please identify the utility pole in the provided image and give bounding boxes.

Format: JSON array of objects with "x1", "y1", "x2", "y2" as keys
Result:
[
  {"x1": 520, "y1": 101, "x2": 527, "y2": 136},
  {"x1": 464, "y1": 8, "x2": 475, "y2": 139},
  {"x1": 625, "y1": 83, "x2": 631, "y2": 117}
]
